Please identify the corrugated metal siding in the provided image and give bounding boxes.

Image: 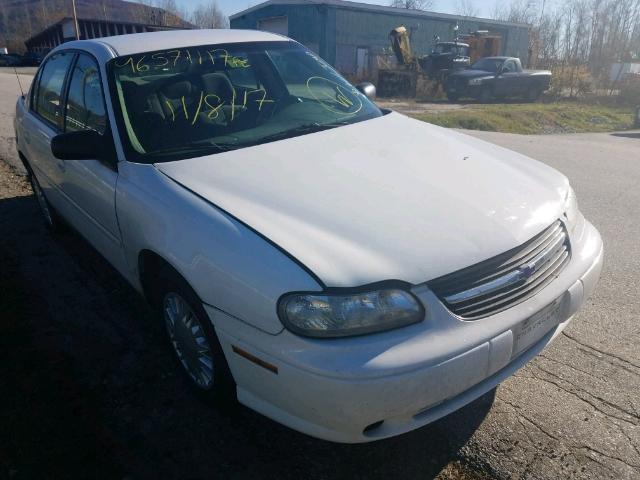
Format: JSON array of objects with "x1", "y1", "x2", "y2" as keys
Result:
[
  {"x1": 231, "y1": 5, "x2": 325, "y2": 53},
  {"x1": 231, "y1": 3, "x2": 530, "y2": 73}
]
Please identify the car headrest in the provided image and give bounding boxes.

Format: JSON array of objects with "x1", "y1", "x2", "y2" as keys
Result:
[
  {"x1": 201, "y1": 73, "x2": 234, "y2": 99},
  {"x1": 161, "y1": 80, "x2": 193, "y2": 99}
]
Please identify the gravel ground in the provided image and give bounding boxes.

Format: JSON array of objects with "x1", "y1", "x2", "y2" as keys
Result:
[
  {"x1": 1, "y1": 69, "x2": 639, "y2": 480},
  {"x1": 0, "y1": 158, "x2": 488, "y2": 479},
  {"x1": 376, "y1": 98, "x2": 468, "y2": 115}
]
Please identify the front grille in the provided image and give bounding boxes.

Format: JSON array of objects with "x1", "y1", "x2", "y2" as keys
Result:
[{"x1": 428, "y1": 220, "x2": 570, "y2": 319}]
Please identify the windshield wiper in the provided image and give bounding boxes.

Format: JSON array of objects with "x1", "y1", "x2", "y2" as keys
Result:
[
  {"x1": 254, "y1": 121, "x2": 351, "y2": 145},
  {"x1": 147, "y1": 142, "x2": 240, "y2": 159},
  {"x1": 147, "y1": 122, "x2": 351, "y2": 159}
]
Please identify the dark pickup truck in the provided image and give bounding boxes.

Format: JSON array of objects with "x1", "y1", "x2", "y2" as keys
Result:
[{"x1": 444, "y1": 57, "x2": 552, "y2": 103}]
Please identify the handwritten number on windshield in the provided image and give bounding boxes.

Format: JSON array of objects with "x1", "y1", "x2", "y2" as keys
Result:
[{"x1": 114, "y1": 48, "x2": 251, "y2": 74}]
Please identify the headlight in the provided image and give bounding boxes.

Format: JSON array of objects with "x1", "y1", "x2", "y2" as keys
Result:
[
  {"x1": 278, "y1": 288, "x2": 424, "y2": 338},
  {"x1": 564, "y1": 186, "x2": 582, "y2": 233}
]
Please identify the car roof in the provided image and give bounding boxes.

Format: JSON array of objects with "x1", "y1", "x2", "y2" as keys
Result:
[
  {"x1": 480, "y1": 56, "x2": 512, "y2": 61},
  {"x1": 62, "y1": 29, "x2": 290, "y2": 57}
]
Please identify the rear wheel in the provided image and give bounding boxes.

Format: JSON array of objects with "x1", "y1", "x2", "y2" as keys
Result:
[
  {"x1": 446, "y1": 92, "x2": 459, "y2": 102},
  {"x1": 28, "y1": 171, "x2": 62, "y2": 231},
  {"x1": 155, "y1": 267, "x2": 236, "y2": 405},
  {"x1": 526, "y1": 88, "x2": 542, "y2": 102}
]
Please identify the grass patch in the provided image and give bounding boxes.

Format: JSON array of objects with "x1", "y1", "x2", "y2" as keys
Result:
[{"x1": 412, "y1": 101, "x2": 635, "y2": 134}]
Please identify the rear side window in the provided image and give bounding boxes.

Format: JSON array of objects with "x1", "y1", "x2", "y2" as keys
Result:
[
  {"x1": 34, "y1": 52, "x2": 74, "y2": 127},
  {"x1": 64, "y1": 54, "x2": 107, "y2": 134}
]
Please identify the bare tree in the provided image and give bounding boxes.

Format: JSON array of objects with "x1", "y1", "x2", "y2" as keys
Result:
[
  {"x1": 491, "y1": 0, "x2": 539, "y2": 24},
  {"x1": 455, "y1": 0, "x2": 480, "y2": 17},
  {"x1": 493, "y1": 0, "x2": 640, "y2": 94},
  {"x1": 155, "y1": 0, "x2": 190, "y2": 24},
  {"x1": 389, "y1": 0, "x2": 436, "y2": 10},
  {"x1": 191, "y1": 1, "x2": 229, "y2": 29}
]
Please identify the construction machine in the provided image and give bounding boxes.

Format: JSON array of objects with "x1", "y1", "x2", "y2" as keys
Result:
[
  {"x1": 458, "y1": 30, "x2": 502, "y2": 63},
  {"x1": 377, "y1": 26, "x2": 502, "y2": 98}
]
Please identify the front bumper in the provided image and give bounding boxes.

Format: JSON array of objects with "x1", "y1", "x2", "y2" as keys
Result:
[{"x1": 209, "y1": 220, "x2": 603, "y2": 443}]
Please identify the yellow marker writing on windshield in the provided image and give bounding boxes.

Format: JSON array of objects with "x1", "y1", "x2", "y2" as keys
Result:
[{"x1": 191, "y1": 91, "x2": 204, "y2": 125}]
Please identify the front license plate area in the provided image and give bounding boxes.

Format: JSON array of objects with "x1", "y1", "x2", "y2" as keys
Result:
[{"x1": 512, "y1": 297, "x2": 564, "y2": 358}]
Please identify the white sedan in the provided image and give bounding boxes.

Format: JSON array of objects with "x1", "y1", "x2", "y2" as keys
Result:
[{"x1": 14, "y1": 30, "x2": 603, "y2": 443}]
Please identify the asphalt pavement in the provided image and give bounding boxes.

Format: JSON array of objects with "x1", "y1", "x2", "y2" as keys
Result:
[{"x1": 0, "y1": 69, "x2": 638, "y2": 479}]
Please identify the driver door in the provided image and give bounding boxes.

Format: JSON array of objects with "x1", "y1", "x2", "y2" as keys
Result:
[
  {"x1": 58, "y1": 52, "x2": 127, "y2": 275},
  {"x1": 496, "y1": 59, "x2": 519, "y2": 96}
]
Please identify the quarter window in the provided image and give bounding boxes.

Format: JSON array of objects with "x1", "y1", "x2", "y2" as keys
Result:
[
  {"x1": 65, "y1": 54, "x2": 107, "y2": 134},
  {"x1": 34, "y1": 52, "x2": 74, "y2": 127}
]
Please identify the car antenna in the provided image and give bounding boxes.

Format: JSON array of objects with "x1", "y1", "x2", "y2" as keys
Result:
[{"x1": 13, "y1": 66, "x2": 25, "y2": 97}]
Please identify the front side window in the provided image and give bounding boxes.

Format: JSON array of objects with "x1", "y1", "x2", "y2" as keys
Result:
[
  {"x1": 108, "y1": 41, "x2": 382, "y2": 163},
  {"x1": 503, "y1": 61, "x2": 516, "y2": 73},
  {"x1": 34, "y1": 52, "x2": 75, "y2": 127},
  {"x1": 471, "y1": 58, "x2": 503, "y2": 73},
  {"x1": 65, "y1": 53, "x2": 107, "y2": 134}
]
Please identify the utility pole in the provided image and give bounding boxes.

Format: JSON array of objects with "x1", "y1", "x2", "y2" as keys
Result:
[{"x1": 71, "y1": 0, "x2": 80, "y2": 40}]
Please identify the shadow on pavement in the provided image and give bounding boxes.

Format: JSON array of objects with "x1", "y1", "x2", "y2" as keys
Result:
[
  {"x1": 0, "y1": 188, "x2": 494, "y2": 480},
  {"x1": 610, "y1": 131, "x2": 640, "y2": 139}
]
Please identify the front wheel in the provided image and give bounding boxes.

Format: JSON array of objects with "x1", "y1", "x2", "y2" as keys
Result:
[
  {"x1": 156, "y1": 268, "x2": 236, "y2": 405},
  {"x1": 477, "y1": 87, "x2": 492, "y2": 103}
]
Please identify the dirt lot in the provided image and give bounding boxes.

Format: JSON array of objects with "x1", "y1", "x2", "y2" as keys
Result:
[
  {"x1": 1, "y1": 69, "x2": 639, "y2": 480},
  {"x1": 0, "y1": 159, "x2": 494, "y2": 479}
]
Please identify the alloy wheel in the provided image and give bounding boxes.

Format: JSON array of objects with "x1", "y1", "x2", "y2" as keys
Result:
[{"x1": 163, "y1": 292, "x2": 215, "y2": 390}]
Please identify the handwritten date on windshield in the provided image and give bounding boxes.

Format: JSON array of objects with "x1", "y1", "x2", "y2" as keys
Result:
[{"x1": 164, "y1": 87, "x2": 274, "y2": 126}]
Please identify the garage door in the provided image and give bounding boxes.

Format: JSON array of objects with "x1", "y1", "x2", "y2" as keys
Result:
[{"x1": 258, "y1": 16, "x2": 288, "y2": 36}]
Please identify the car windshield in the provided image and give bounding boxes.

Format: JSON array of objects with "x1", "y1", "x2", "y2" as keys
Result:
[
  {"x1": 433, "y1": 44, "x2": 469, "y2": 56},
  {"x1": 108, "y1": 41, "x2": 382, "y2": 162},
  {"x1": 471, "y1": 58, "x2": 503, "y2": 72}
]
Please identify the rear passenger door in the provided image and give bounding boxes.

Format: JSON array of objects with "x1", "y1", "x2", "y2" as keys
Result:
[
  {"x1": 21, "y1": 51, "x2": 75, "y2": 214},
  {"x1": 58, "y1": 52, "x2": 126, "y2": 274}
]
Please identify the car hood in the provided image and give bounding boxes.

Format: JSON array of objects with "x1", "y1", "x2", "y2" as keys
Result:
[{"x1": 156, "y1": 112, "x2": 568, "y2": 288}]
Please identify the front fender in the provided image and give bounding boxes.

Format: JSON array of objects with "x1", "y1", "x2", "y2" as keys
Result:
[{"x1": 115, "y1": 161, "x2": 322, "y2": 334}]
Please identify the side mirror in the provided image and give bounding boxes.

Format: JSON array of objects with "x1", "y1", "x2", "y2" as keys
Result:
[
  {"x1": 356, "y1": 82, "x2": 377, "y2": 100},
  {"x1": 51, "y1": 130, "x2": 116, "y2": 167}
]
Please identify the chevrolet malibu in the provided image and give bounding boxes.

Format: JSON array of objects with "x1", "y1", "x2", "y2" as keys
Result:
[{"x1": 14, "y1": 30, "x2": 603, "y2": 443}]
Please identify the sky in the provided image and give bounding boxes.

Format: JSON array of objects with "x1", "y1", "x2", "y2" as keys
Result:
[{"x1": 175, "y1": 0, "x2": 501, "y2": 20}]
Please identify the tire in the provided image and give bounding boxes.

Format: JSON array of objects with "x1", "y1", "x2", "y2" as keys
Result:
[
  {"x1": 477, "y1": 87, "x2": 492, "y2": 103},
  {"x1": 28, "y1": 170, "x2": 63, "y2": 232},
  {"x1": 155, "y1": 267, "x2": 237, "y2": 406},
  {"x1": 446, "y1": 92, "x2": 459, "y2": 102},
  {"x1": 526, "y1": 88, "x2": 542, "y2": 102}
]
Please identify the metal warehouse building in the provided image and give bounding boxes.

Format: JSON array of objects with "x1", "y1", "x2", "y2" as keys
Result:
[
  {"x1": 23, "y1": 0, "x2": 193, "y2": 53},
  {"x1": 230, "y1": 0, "x2": 530, "y2": 78}
]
